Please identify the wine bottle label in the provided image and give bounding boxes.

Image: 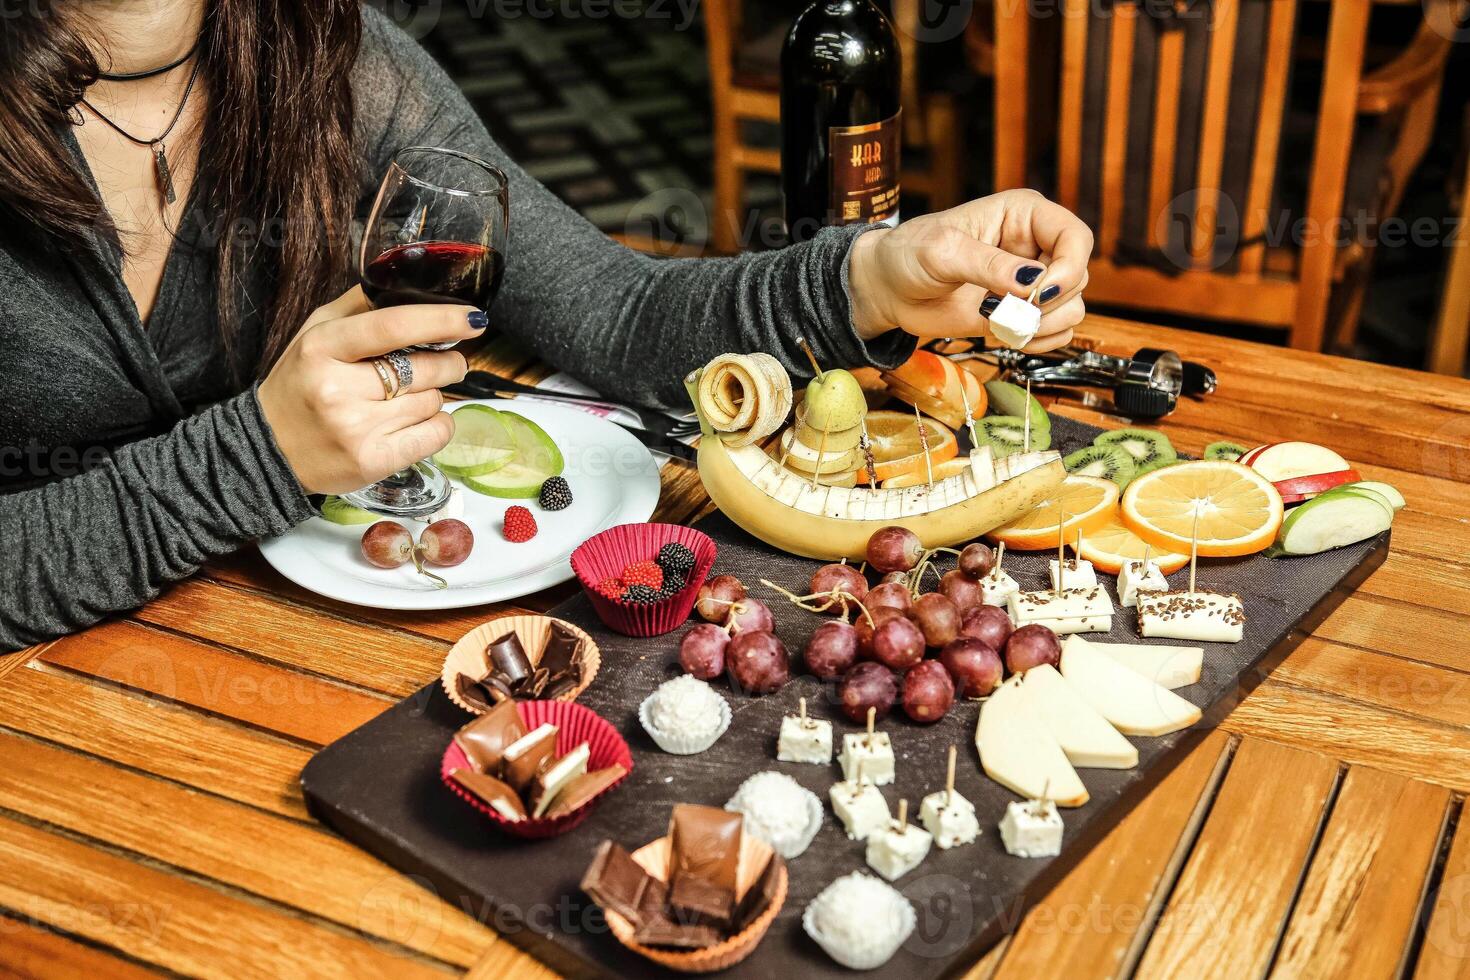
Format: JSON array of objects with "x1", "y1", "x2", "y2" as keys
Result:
[{"x1": 827, "y1": 111, "x2": 901, "y2": 226}]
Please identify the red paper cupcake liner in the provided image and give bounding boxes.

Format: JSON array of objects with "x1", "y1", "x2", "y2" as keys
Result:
[
  {"x1": 440, "y1": 699, "x2": 633, "y2": 839},
  {"x1": 571, "y1": 523, "x2": 717, "y2": 637}
]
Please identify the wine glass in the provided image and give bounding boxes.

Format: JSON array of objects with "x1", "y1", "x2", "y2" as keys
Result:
[{"x1": 342, "y1": 146, "x2": 510, "y2": 519}]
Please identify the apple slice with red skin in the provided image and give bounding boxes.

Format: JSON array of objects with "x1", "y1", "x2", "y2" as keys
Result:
[
  {"x1": 1246, "y1": 441, "x2": 1351, "y2": 483},
  {"x1": 1273, "y1": 468, "x2": 1362, "y2": 504},
  {"x1": 1238, "y1": 444, "x2": 1274, "y2": 466}
]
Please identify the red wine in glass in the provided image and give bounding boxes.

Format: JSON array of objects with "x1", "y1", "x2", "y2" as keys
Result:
[{"x1": 362, "y1": 241, "x2": 506, "y2": 311}]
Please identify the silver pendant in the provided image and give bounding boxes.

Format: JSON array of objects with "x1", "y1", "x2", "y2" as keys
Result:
[{"x1": 153, "y1": 143, "x2": 177, "y2": 206}]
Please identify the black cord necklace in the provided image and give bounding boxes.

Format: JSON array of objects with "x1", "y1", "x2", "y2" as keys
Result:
[
  {"x1": 96, "y1": 41, "x2": 198, "y2": 82},
  {"x1": 79, "y1": 56, "x2": 202, "y2": 208}
]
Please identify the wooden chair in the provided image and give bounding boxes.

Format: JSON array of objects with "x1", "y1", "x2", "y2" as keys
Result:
[
  {"x1": 992, "y1": 0, "x2": 1454, "y2": 351},
  {"x1": 703, "y1": 0, "x2": 966, "y2": 254}
]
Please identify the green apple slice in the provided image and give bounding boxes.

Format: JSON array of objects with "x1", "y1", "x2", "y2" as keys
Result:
[
  {"x1": 1314, "y1": 484, "x2": 1395, "y2": 514},
  {"x1": 1267, "y1": 492, "x2": 1393, "y2": 556},
  {"x1": 319, "y1": 496, "x2": 378, "y2": 525},
  {"x1": 984, "y1": 379, "x2": 1052, "y2": 438},
  {"x1": 460, "y1": 410, "x2": 564, "y2": 498},
  {"x1": 435, "y1": 405, "x2": 517, "y2": 477},
  {"x1": 1341, "y1": 481, "x2": 1406, "y2": 511}
]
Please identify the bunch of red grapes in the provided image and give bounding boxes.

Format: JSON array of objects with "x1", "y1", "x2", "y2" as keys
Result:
[
  {"x1": 361, "y1": 519, "x2": 474, "y2": 570},
  {"x1": 673, "y1": 525, "x2": 1062, "y2": 726}
]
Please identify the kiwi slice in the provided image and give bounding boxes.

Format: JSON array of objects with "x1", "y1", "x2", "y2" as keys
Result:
[
  {"x1": 983, "y1": 380, "x2": 1051, "y2": 438},
  {"x1": 320, "y1": 496, "x2": 378, "y2": 525},
  {"x1": 1204, "y1": 440, "x2": 1248, "y2": 462},
  {"x1": 978, "y1": 415, "x2": 1052, "y2": 457},
  {"x1": 1137, "y1": 457, "x2": 1184, "y2": 475},
  {"x1": 1063, "y1": 444, "x2": 1137, "y2": 488},
  {"x1": 1094, "y1": 428, "x2": 1177, "y2": 474}
]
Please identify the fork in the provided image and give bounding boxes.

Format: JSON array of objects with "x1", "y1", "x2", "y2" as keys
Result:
[{"x1": 447, "y1": 371, "x2": 701, "y2": 440}]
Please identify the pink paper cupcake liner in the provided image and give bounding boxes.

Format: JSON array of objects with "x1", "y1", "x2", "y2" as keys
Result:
[
  {"x1": 571, "y1": 523, "x2": 717, "y2": 637},
  {"x1": 441, "y1": 699, "x2": 633, "y2": 839}
]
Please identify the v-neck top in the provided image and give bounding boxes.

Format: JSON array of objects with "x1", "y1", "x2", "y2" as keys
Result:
[{"x1": 0, "y1": 6, "x2": 914, "y2": 651}]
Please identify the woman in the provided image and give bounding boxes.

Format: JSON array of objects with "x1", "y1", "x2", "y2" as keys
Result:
[{"x1": 0, "y1": 1, "x2": 1092, "y2": 652}]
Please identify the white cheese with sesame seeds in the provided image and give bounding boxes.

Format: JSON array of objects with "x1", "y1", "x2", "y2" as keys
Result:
[
  {"x1": 1137, "y1": 590, "x2": 1245, "y2": 642},
  {"x1": 1117, "y1": 558, "x2": 1170, "y2": 608},
  {"x1": 1007, "y1": 587, "x2": 1114, "y2": 634},
  {"x1": 980, "y1": 570, "x2": 1021, "y2": 606},
  {"x1": 1047, "y1": 557, "x2": 1098, "y2": 591}
]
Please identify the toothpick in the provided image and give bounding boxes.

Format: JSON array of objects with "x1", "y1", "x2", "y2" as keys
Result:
[
  {"x1": 1055, "y1": 500, "x2": 1067, "y2": 596},
  {"x1": 855, "y1": 757, "x2": 866, "y2": 786},
  {"x1": 811, "y1": 415, "x2": 831, "y2": 490},
  {"x1": 1026, "y1": 284, "x2": 1041, "y2": 306},
  {"x1": 866, "y1": 705, "x2": 876, "y2": 744},
  {"x1": 915, "y1": 403, "x2": 934, "y2": 489},
  {"x1": 799, "y1": 696, "x2": 808, "y2": 725},
  {"x1": 796, "y1": 337, "x2": 824, "y2": 376},
  {"x1": 957, "y1": 374, "x2": 980, "y2": 449},
  {"x1": 860, "y1": 420, "x2": 879, "y2": 488},
  {"x1": 945, "y1": 744, "x2": 957, "y2": 807},
  {"x1": 897, "y1": 798, "x2": 909, "y2": 829},
  {"x1": 1023, "y1": 378, "x2": 1033, "y2": 453},
  {"x1": 1188, "y1": 504, "x2": 1201, "y2": 593},
  {"x1": 991, "y1": 541, "x2": 1006, "y2": 581}
]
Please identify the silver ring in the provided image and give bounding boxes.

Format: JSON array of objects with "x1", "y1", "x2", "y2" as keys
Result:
[{"x1": 385, "y1": 350, "x2": 414, "y2": 392}]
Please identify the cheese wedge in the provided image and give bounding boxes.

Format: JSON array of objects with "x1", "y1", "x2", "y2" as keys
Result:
[
  {"x1": 1137, "y1": 590, "x2": 1245, "y2": 643},
  {"x1": 1083, "y1": 638, "x2": 1203, "y2": 689},
  {"x1": 1018, "y1": 664, "x2": 1138, "y2": 769},
  {"x1": 1059, "y1": 635, "x2": 1201, "y2": 736},
  {"x1": 1008, "y1": 587, "x2": 1113, "y2": 635},
  {"x1": 976, "y1": 675, "x2": 1089, "y2": 807}
]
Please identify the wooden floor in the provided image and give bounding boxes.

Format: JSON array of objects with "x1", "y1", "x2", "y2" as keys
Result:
[{"x1": 2, "y1": 314, "x2": 1469, "y2": 979}]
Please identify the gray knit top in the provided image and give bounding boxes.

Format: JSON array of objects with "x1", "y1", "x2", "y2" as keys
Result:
[{"x1": 0, "y1": 8, "x2": 915, "y2": 651}]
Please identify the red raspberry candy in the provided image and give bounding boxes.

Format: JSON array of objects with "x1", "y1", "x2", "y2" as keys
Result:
[
  {"x1": 621, "y1": 560, "x2": 664, "y2": 591},
  {"x1": 595, "y1": 577, "x2": 625, "y2": 600},
  {"x1": 502, "y1": 506, "x2": 538, "y2": 543}
]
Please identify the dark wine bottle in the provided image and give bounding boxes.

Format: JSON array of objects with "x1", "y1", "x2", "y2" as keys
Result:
[{"x1": 780, "y1": 0, "x2": 901, "y2": 245}]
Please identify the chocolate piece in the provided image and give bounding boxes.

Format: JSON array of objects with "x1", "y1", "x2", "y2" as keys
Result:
[
  {"x1": 527, "y1": 743, "x2": 590, "y2": 818},
  {"x1": 541, "y1": 674, "x2": 578, "y2": 701},
  {"x1": 455, "y1": 673, "x2": 503, "y2": 714},
  {"x1": 449, "y1": 768, "x2": 527, "y2": 821},
  {"x1": 500, "y1": 723, "x2": 558, "y2": 792},
  {"x1": 668, "y1": 873, "x2": 734, "y2": 930},
  {"x1": 452, "y1": 699, "x2": 526, "y2": 773},
  {"x1": 668, "y1": 804, "x2": 743, "y2": 894},
  {"x1": 546, "y1": 764, "x2": 627, "y2": 819},
  {"x1": 581, "y1": 840, "x2": 658, "y2": 924},
  {"x1": 729, "y1": 853, "x2": 781, "y2": 934},
  {"x1": 633, "y1": 910, "x2": 721, "y2": 950},
  {"x1": 541, "y1": 621, "x2": 584, "y2": 678},
  {"x1": 517, "y1": 666, "x2": 551, "y2": 698},
  {"x1": 487, "y1": 631, "x2": 533, "y2": 687}
]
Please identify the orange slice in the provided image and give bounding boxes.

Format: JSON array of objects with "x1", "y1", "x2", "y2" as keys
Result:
[
  {"x1": 1121, "y1": 460, "x2": 1284, "y2": 557},
  {"x1": 987, "y1": 475, "x2": 1120, "y2": 550},
  {"x1": 1076, "y1": 518, "x2": 1190, "y2": 575},
  {"x1": 880, "y1": 456, "x2": 973, "y2": 489},
  {"x1": 862, "y1": 410, "x2": 958, "y2": 482}
]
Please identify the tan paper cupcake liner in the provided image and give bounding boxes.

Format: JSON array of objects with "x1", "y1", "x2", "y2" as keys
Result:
[{"x1": 440, "y1": 614, "x2": 600, "y2": 714}]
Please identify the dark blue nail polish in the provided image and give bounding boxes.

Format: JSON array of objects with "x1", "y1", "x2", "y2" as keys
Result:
[
  {"x1": 979, "y1": 296, "x2": 1001, "y2": 317},
  {"x1": 1039, "y1": 284, "x2": 1061, "y2": 303},
  {"x1": 1016, "y1": 265, "x2": 1044, "y2": 286},
  {"x1": 468, "y1": 311, "x2": 489, "y2": 329}
]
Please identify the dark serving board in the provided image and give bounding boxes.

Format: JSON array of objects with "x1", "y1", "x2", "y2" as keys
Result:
[{"x1": 302, "y1": 415, "x2": 1388, "y2": 979}]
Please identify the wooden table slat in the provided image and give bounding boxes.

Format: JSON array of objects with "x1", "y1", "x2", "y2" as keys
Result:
[
  {"x1": 0, "y1": 915, "x2": 166, "y2": 980},
  {"x1": 1414, "y1": 805, "x2": 1470, "y2": 979}
]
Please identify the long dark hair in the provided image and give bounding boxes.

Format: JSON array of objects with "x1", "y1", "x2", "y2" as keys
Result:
[{"x1": 0, "y1": 0, "x2": 363, "y2": 376}]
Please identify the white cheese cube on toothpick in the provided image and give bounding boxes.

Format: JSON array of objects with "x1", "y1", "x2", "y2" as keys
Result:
[
  {"x1": 1048, "y1": 557, "x2": 1098, "y2": 591},
  {"x1": 1008, "y1": 587, "x2": 1114, "y2": 634},
  {"x1": 988, "y1": 293, "x2": 1042, "y2": 349},
  {"x1": 840, "y1": 732, "x2": 895, "y2": 786},
  {"x1": 777, "y1": 715, "x2": 833, "y2": 764},
  {"x1": 1118, "y1": 559, "x2": 1170, "y2": 608},
  {"x1": 830, "y1": 779, "x2": 890, "y2": 841},
  {"x1": 1137, "y1": 591, "x2": 1245, "y2": 643},
  {"x1": 865, "y1": 820, "x2": 933, "y2": 880},
  {"x1": 999, "y1": 799, "x2": 1063, "y2": 858},
  {"x1": 919, "y1": 791, "x2": 979, "y2": 849},
  {"x1": 980, "y1": 571, "x2": 1021, "y2": 607}
]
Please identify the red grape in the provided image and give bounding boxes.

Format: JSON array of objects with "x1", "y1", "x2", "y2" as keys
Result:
[
  {"x1": 726, "y1": 597, "x2": 774, "y2": 635},
  {"x1": 866, "y1": 581, "x2": 913, "y2": 615},
  {"x1": 419, "y1": 518, "x2": 473, "y2": 567},
  {"x1": 910, "y1": 592, "x2": 961, "y2": 647},
  {"x1": 958, "y1": 542, "x2": 995, "y2": 580},
  {"x1": 696, "y1": 575, "x2": 746, "y2": 622},
  {"x1": 726, "y1": 630, "x2": 790, "y2": 694},
  {"x1": 679, "y1": 623, "x2": 730, "y2": 680},
  {"x1": 866, "y1": 526, "x2": 923, "y2": 573},
  {"x1": 902, "y1": 660, "x2": 955, "y2": 723},
  {"x1": 838, "y1": 661, "x2": 899, "y2": 723},
  {"x1": 880, "y1": 571, "x2": 909, "y2": 586},
  {"x1": 854, "y1": 606, "x2": 905, "y2": 659},
  {"x1": 1004, "y1": 624, "x2": 1062, "y2": 674},
  {"x1": 809, "y1": 563, "x2": 869, "y2": 616},
  {"x1": 939, "y1": 637, "x2": 1003, "y2": 698},
  {"x1": 959, "y1": 604, "x2": 1013, "y2": 651},
  {"x1": 939, "y1": 569, "x2": 983, "y2": 615},
  {"x1": 361, "y1": 521, "x2": 413, "y2": 568},
  {"x1": 870, "y1": 615, "x2": 925, "y2": 671},
  {"x1": 805, "y1": 620, "x2": 860, "y2": 679}
]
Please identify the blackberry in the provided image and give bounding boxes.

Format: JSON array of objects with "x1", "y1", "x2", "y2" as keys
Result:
[
  {"x1": 621, "y1": 584, "x2": 660, "y2": 604},
  {"x1": 657, "y1": 572, "x2": 687, "y2": 599},
  {"x1": 655, "y1": 542, "x2": 696, "y2": 578},
  {"x1": 538, "y1": 476, "x2": 573, "y2": 511}
]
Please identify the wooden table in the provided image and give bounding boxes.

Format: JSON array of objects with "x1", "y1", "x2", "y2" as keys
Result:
[{"x1": 3, "y1": 315, "x2": 1469, "y2": 980}]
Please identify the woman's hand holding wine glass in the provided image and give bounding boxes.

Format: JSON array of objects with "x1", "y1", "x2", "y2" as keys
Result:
[{"x1": 257, "y1": 286, "x2": 479, "y2": 495}]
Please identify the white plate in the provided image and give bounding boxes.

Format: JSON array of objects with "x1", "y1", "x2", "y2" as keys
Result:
[{"x1": 258, "y1": 399, "x2": 662, "y2": 610}]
